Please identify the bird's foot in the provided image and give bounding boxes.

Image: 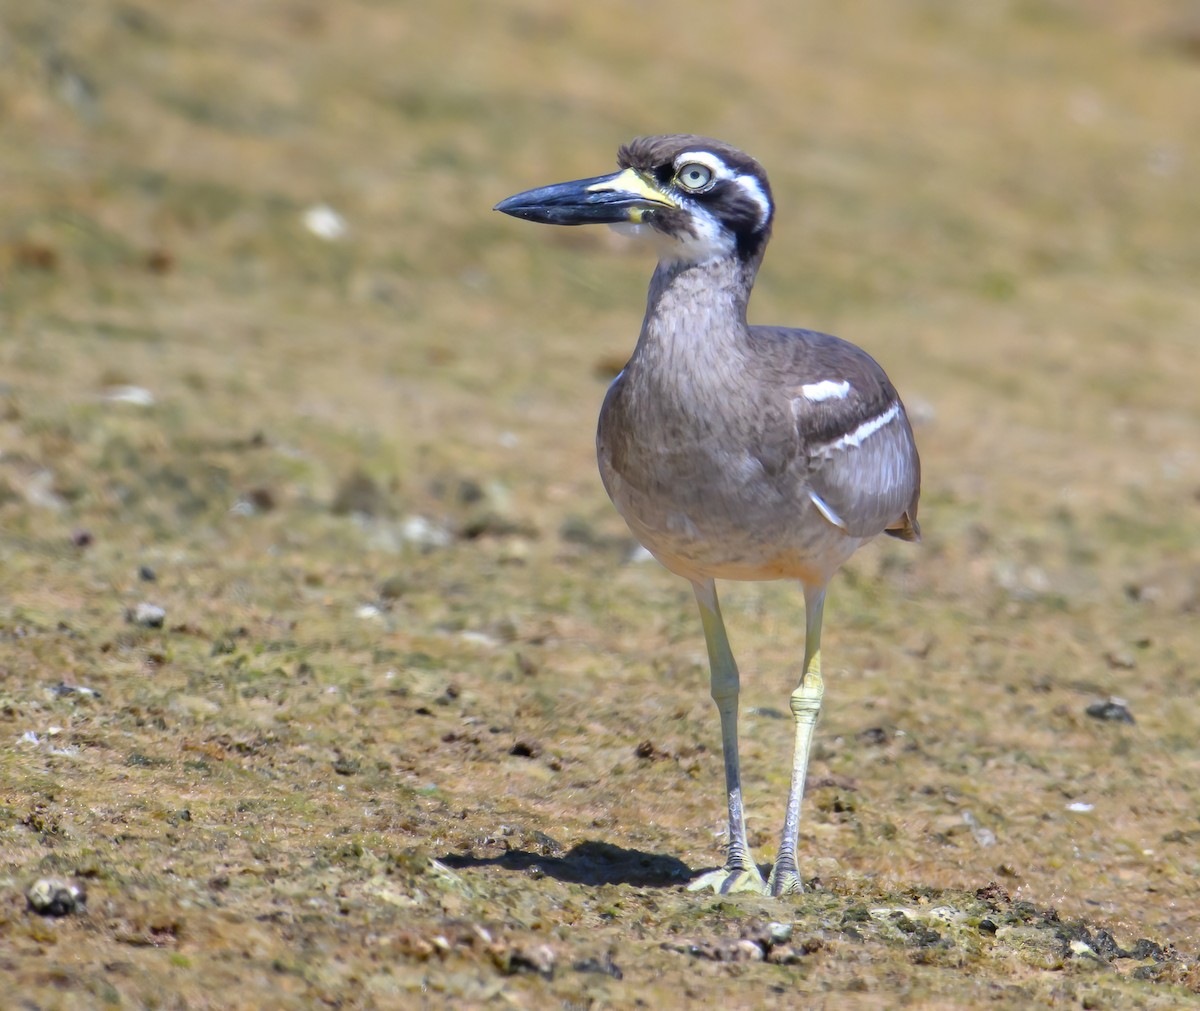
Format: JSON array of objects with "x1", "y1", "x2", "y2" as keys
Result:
[
  {"x1": 687, "y1": 864, "x2": 769, "y2": 896},
  {"x1": 767, "y1": 861, "x2": 806, "y2": 897}
]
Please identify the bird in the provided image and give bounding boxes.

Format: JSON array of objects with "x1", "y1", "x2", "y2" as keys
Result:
[{"x1": 495, "y1": 135, "x2": 921, "y2": 896}]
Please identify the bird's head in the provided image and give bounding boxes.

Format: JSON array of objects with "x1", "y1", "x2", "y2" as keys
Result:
[{"x1": 495, "y1": 135, "x2": 774, "y2": 267}]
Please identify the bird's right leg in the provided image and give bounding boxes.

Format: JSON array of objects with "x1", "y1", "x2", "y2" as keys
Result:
[
  {"x1": 768, "y1": 582, "x2": 827, "y2": 896},
  {"x1": 686, "y1": 578, "x2": 769, "y2": 895}
]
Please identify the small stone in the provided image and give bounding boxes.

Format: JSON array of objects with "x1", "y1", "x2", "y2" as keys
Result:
[
  {"x1": 104, "y1": 385, "x2": 155, "y2": 406},
  {"x1": 509, "y1": 740, "x2": 540, "y2": 759},
  {"x1": 572, "y1": 953, "x2": 623, "y2": 980},
  {"x1": 767, "y1": 921, "x2": 793, "y2": 944},
  {"x1": 128, "y1": 602, "x2": 166, "y2": 628},
  {"x1": 497, "y1": 942, "x2": 556, "y2": 978},
  {"x1": 731, "y1": 938, "x2": 766, "y2": 961},
  {"x1": 27, "y1": 877, "x2": 86, "y2": 917},
  {"x1": 459, "y1": 510, "x2": 538, "y2": 540},
  {"x1": 51, "y1": 682, "x2": 102, "y2": 701},
  {"x1": 1128, "y1": 938, "x2": 1164, "y2": 961},
  {"x1": 858, "y1": 726, "x2": 890, "y2": 746},
  {"x1": 333, "y1": 755, "x2": 361, "y2": 776},
  {"x1": 400, "y1": 515, "x2": 453, "y2": 548},
  {"x1": 303, "y1": 204, "x2": 347, "y2": 240},
  {"x1": 231, "y1": 486, "x2": 276, "y2": 516},
  {"x1": 1085, "y1": 697, "x2": 1135, "y2": 724},
  {"x1": 1092, "y1": 928, "x2": 1127, "y2": 960}
]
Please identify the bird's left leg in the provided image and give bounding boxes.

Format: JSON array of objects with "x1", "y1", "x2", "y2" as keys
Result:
[
  {"x1": 686, "y1": 578, "x2": 769, "y2": 895},
  {"x1": 769, "y1": 582, "x2": 827, "y2": 896}
]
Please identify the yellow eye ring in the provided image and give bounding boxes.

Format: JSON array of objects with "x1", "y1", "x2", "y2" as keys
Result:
[{"x1": 677, "y1": 162, "x2": 715, "y2": 191}]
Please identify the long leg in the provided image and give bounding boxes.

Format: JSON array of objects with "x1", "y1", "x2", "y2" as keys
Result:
[
  {"x1": 769, "y1": 581, "x2": 827, "y2": 896},
  {"x1": 686, "y1": 578, "x2": 768, "y2": 895}
]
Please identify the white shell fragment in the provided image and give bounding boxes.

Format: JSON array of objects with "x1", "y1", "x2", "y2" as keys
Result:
[{"x1": 303, "y1": 204, "x2": 348, "y2": 240}]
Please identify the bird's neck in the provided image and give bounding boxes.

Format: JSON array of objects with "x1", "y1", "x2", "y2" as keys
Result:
[{"x1": 634, "y1": 256, "x2": 758, "y2": 366}]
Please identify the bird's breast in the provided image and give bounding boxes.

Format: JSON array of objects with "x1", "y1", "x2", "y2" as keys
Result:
[{"x1": 596, "y1": 369, "x2": 852, "y2": 582}]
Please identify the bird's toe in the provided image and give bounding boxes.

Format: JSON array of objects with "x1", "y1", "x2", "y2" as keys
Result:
[
  {"x1": 767, "y1": 864, "x2": 806, "y2": 897},
  {"x1": 686, "y1": 866, "x2": 770, "y2": 896}
]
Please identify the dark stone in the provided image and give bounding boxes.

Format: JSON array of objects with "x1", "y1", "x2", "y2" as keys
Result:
[
  {"x1": 858, "y1": 726, "x2": 890, "y2": 746},
  {"x1": 572, "y1": 953, "x2": 624, "y2": 980},
  {"x1": 1092, "y1": 928, "x2": 1128, "y2": 960},
  {"x1": 1085, "y1": 697, "x2": 1135, "y2": 724},
  {"x1": 1128, "y1": 938, "x2": 1164, "y2": 961},
  {"x1": 509, "y1": 740, "x2": 540, "y2": 758}
]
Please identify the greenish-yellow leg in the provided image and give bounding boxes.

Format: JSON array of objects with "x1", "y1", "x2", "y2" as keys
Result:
[
  {"x1": 686, "y1": 578, "x2": 769, "y2": 895},
  {"x1": 768, "y1": 582, "x2": 827, "y2": 897}
]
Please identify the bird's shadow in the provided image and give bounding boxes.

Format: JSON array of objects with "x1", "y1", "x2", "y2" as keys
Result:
[{"x1": 441, "y1": 839, "x2": 695, "y2": 889}]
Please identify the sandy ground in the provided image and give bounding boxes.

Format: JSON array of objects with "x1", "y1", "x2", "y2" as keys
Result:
[{"x1": 2, "y1": 1, "x2": 1199, "y2": 1007}]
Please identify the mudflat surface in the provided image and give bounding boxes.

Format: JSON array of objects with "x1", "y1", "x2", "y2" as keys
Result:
[{"x1": 2, "y1": 2, "x2": 1198, "y2": 1007}]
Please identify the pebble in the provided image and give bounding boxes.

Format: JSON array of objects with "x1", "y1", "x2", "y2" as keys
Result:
[
  {"x1": 401, "y1": 515, "x2": 453, "y2": 548},
  {"x1": 128, "y1": 602, "x2": 166, "y2": 628},
  {"x1": 1085, "y1": 697, "x2": 1135, "y2": 724},
  {"x1": 303, "y1": 204, "x2": 348, "y2": 240},
  {"x1": 104, "y1": 385, "x2": 156, "y2": 406},
  {"x1": 27, "y1": 877, "x2": 86, "y2": 917},
  {"x1": 51, "y1": 681, "x2": 102, "y2": 700},
  {"x1": 767, "y1": 921, "x2": 793, "y2": 944}
]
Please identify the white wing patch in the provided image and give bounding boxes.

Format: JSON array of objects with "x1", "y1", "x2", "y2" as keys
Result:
[
  {"x1": 807, "y1": 489, "x2": 848, "y2": 530},
  {"x1": 799, "y1": 379, "x2": 851, "y2": 402},
  {"x1": 809, "y1": 401, "x2": 901, "y2": 456}
]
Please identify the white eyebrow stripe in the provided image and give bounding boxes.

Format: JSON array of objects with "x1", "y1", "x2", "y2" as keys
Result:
[
  {"x1": 676, "y1": 151, "x2": 731, "y2": 178},
  {"x1": 735, "y1": 173, "x2": 772, "y2": 227},
  {"x1": 799, "y1": 379, "x2": 851, "y2": 402},
  {"x1": 812, "y1": 401, "x2": 901, "y2": 453}
]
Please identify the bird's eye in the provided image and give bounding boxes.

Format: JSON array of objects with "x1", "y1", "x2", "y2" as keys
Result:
[{"x1": 676, "y1": 162, "x2": 714, "y2": 191}]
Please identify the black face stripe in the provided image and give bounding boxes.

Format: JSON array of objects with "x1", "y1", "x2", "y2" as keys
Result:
[
  {"x1": 616, "y1": 135, "x2": 775, "y2": 262},
  {"x1": 708, "y1": 179, "x2": 773, "y2": 259}
]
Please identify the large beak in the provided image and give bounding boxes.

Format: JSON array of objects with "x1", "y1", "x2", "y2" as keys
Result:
[{"x1": 494, "y1": 167, "x2": 676, "y2": 226}]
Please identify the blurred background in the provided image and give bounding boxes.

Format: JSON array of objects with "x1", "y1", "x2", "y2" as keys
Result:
[{"x1": 1, "y1": 0, "x2": 1198, "y2": 1003}]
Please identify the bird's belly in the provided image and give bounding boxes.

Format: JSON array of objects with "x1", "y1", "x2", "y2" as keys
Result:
[{"x1": 598, "y1": 444, "x2": 863, "y2": 584}]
